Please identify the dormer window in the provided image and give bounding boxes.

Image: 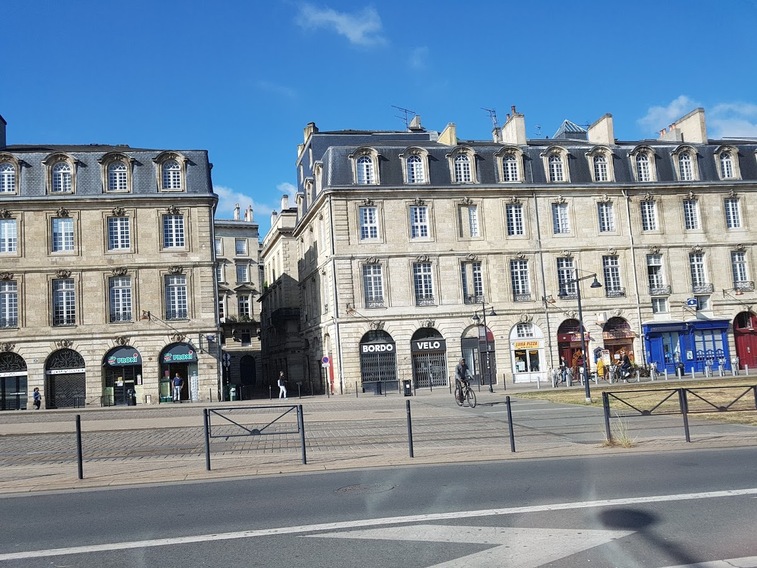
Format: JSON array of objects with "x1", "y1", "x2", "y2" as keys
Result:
[
  {"x1": 446, "y1": 147, "x2": 477, "y2": 184},
  {"x1": 399, "y1": 148, "x2": 428, "y2": 184},
  {"x1": 44, "y1": 154, "x2": 76, "y2": 194},
  {"x1": 629, "y1": 146, "x2": 657, "y2": 182},
  {"x1": 495, "y1": 147, "x2": 523, "y2": 183},
  {"x1": 541, "y1": 147, "x2": 570, "y2": 183},
  {"x1": 585, "y1": 147, "x2": 615, "y2": 183},
  {"x1": 100, "y1": 153, "x2": 133, "y2": 193},
  {"x1": 714, "y1": 146, "x2": 741, "y2": 180},
  {"x1": 349, "y1": 148, "x2": 380, "y2": 185},
  {"x1": 153, "y1": 152, "x2": 187, "y2": 192},
  {"x1": 672, "y1": 146, "x2": 700, "y2": 182},
  {"x1": 0, "y1": 156, "x2": 18, "y2": 193}
]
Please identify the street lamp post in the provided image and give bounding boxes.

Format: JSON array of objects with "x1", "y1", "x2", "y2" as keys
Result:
[
  {"x1": 566, "y1": 271, "x2": 602, "y2": 403},
  {"x1": 471, "y1": 299, "x2": 497, "y2": 393}
]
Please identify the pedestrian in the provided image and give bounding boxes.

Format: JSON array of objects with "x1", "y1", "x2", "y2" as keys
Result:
[
  {"x1": 278, "y1": 371, "x2": 287, "y2": 399},
  {"x1": 559, "y1": 356, "x2": 568, "y2": 383},
  {"x1": 454, "y1": 358, "x2": 469, "y2": 402},
  {"x1": 172, "y1": 373, "x2": 183, "y2": 402},
  {"x1": 32, "y1": 387, "x2": 41, "y2": 410},
  {"x1": 596, "y1": 357, "x2": 606, "y2": 382}
]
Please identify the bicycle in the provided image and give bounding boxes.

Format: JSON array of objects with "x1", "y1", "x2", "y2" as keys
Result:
[{"x1": 454, "y1": 377, "x2": 477, "y2": 408}]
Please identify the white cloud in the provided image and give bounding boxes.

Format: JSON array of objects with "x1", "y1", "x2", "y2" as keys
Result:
[
  {"x1": 408, "y1": 46, "x2": 429, "y2": 70},
  {"x1": 256, "y1": 80, "x2": 297, "y2": 100},
  {"x1": 213, "y1": 184, "x2": 260, "y2": 221},
  {"x1": 295, "y1": 3, "x2": 386, "y2": 47},
  {"x1": 637, "y1": 95, "x2": 701, "y2": 134}
]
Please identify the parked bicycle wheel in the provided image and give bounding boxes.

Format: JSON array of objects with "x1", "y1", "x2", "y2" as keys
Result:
[{"x1": 466, "y1": 388, "x2": 476, "y2": 408}]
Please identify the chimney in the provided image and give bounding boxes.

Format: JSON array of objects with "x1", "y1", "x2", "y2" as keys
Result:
[
  {"x1": 438, "y1": 123, "x2": 457, "y2": 146},
  {"x1": 587, "y1": 114, "x2": 615, "y2": 145},
  {"x1": 0, "y1": 114, "x2": 6, "y2": 148},
  {"x1": 281, "y1": 194, "x2": 289, "y2": 210},
  {"x1": 271, "y1": 210, "x2": 278, "y2": 225},
  {"x1": 408, "y1": 115, "x2": 425, "y2": 132},
  {"x1": 244, "y1": 205, "x2": 253, "y2": 222},
  {"x1": 502, "y1": 109, "x2": 526, "y2": 145},
  {"x1": 233, "y1": 203, "x2": 240, "y2": 220}
]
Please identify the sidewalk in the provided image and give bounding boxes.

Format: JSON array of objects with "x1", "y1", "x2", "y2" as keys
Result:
[{"x1": 1, "y1": 383, "x2": 755, "y2": 496}]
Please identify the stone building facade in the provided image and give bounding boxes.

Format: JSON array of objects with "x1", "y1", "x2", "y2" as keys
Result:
[
  {"x1": 0, "y1": 115, "x2": 220, "y2": 409},
  {"x1": 261, "y1": 108, "x2": 757, "y2": 395}
]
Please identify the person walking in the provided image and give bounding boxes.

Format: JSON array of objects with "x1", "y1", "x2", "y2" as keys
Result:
[
  {"x1": 278, "y1": 371, "x2": 287, "y2": 399},
  {"x1": 172, "y1": 373, "x2": 183, "y2": 402},
  {"x1": 32, "y1": 387, "x2": 41, "y2": 410}
]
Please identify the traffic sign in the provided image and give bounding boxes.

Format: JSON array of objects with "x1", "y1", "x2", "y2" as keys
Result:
[
  {"x1": 686, "y1": 298, "x2": 698, "y2": 307},
  {"x1": 321, "y1": 356, "x2": 329, "y2": 364}
]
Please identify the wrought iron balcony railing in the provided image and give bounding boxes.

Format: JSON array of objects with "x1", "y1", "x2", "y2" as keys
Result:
[
  {"x1": 649, "y1": 284, "x2": 671, "y2": 296},
  {"x1": 513, "y1": 292, "x2": 532, "y2": 302},
  {"x1": 415, "y1": 294, "x2": 436, "y2": 306},
  {"x1": 692, "y1": 283, "x2": 714, "y2": 294},
  {"x1": 734, "y1": 280, "x2": 755, "y2": 292},
  {"x1": 605, "y1": 287, "x2": 626, "y2": 298}
]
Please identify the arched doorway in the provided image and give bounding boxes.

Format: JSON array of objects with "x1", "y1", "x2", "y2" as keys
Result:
[
  {"x1": 461, "y1": 324, "x2": 495, "y2": 387},
  {"x1": 359, "y1": 330, "x2": 396, "y2": 394},
  {"x1": 509, "y1": 322, "x2": 545, "y2": 383},
  {"x1": 45, "y1": 349, "x2": 86, "y2": 408},
  {"x1": 410, "y1": 328, "x2": 447, "y2": 388},
  {"x1": 733, "y1": 311, "x2": 757, "y2": 370},
  {"x1": 557, "y1": 319, "x2": 587, "y2": 372},
  {"x1": 102, "y1": 346, "x2": 143, "y2": 406},
  {"x1": 159, "y1": 343, "x2": 198, "y2": 403},
  {"x1": 0, "y1": 352, "x2": 28, "y2": 410},
  {"x1": 602, "y1": 317, "x2": 635, "y2": 363}
]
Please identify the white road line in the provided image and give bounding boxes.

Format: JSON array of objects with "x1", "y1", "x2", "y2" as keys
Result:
[
  {"x1": 2, "y1": 488, "x2": 756, "y2": 562},
  {"x1": 663, "y1": 557, "x2": 757, "y2": 568}
]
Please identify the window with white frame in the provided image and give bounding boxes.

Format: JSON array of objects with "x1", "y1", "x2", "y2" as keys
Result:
[
  {"x1": 164, "y1": 274, "x2": 187, "y2": 319},
  {"x1": 107, "y1": 216, "x2": 130, "y2": 251},
  {"x1": 458, "y1": 203, "x2": 480, "y2": 238},
  {"x1": 557, "y1": 257, "x2": 576, "y2": 297},
  {"x1": 108, "y1": 276, "x2": 132, "y2": 322},
  {"x1": 720, "y1": 151, "x2": 734, "y2": 179},
  {"x1": 215, "y1": 263, "x2": 224, "y2": 283},
  {"x1": 502, "y1": 154, "x2": 519, "y2": 182},
  {"x1": 461, "y1": 261, "x2": 482, "y2": 303},
  {"x1": 695, "y1": 296, "x2": 710, "y2": 311},
  {"x1": 162, "y1": 214, "x2": 185, "y2": 248},
  {"x1": 683, "y1": 199, "x2": 700, "y2": 230},
  {"x1": 689, "y1": 252, "x2": 707, "y2": 288},
  {"x1": 725, "y1": 197, "x2": 741, "y2": 229},
  {"x1": 0, "y1": 280, "x2": 18, "y2": 328},
  {"x1": 237, "y1": 294, "x2": 251, "y2": 318},
  {"x1": 236, "y1": 264, "x2": 249, "y2": 283},
  {"x1": 551, "y1": 202, "x2": 570, "y2": 234},
  {"x1": 636, "y1": 153, "x2": 651, "y2": 182},
  {"x1": 107, "y1": 161, "x2": 128, "y2": 192},
  {"x1": 413, "y1": 262, "x2": 434, "y2": 305},
  {"x1": 678, "y1": 151, "x2": 694, "y2": 181},
  {"x1": 510, "y1": 259, "x2": 530, "y2": 300},
  {"x1": 732, "y1": 251, "x2": 748, "y2": 284},
  {"x1": 593, "y1": 154, "x2": 609, "y2": 182},
  {"x1": 640, "y1": 200, "x2": 658, "y2": 231},
  {"x1": 52, "y1": 162, "x2": 73, "y2": 193},
  {"x1": 647, "y1": 254, "x2": 665, "y2": 290},
  {"x1": 0, "y1": 219, "x2": 17, "y2": 253},
  {"x1": 406, "y1": 154, "x2": 426, "y2": 183},
  {"x1": 356, "y1": 155, "x2": 375, "y2": 184},
  {"x1": 597, "y1": 201, "x2": 615, "y2": 232},
  {"x1": 548, "y1": 154, "x2": 564, "y2": 182},
  {"x1": 214, "y1": 238, "x2": 223, "y2": 255},
  {"x1": 235, "y1": 238, "x2": 247, "y2": 256},
  {"x1": 652, "y1": 297, "x2": 668, "y2": 314},
  {"x1": 52, "y1": 217, "x2": 74, "y2": 252},
  {"x1": 506, "y1": 203, "x2": 524, "y2": 236},
  {"x1": 161, "y1": 159, "x2": 182, "y2": 190},
  {"x1": 359, "y1": 206, "x2": 379, "y2": 240},
  {"x1": 602, "y1": 256, "x2": 623, "y2": 295},
  {"x1": 52, "y1": 278, "x2": 76, "y2": 326},
  {"x1": 515, "y1": 322, "x2": 534, "y2": 338},
  {"x1": 362, "y1": 264, "x2": 385, "y2": 307},
  {"x1": 217, "y1": 296, "x2": 225, "y2": 320},
  {"x1": 409, "y1": 205, "x2": 429, "y2": 239},
  {"x1": 0, "y1": 162, "x2": 16, "y2": 193},
  {"x1": 453, "y1": 154, "x2": 472, "y2": 183}
]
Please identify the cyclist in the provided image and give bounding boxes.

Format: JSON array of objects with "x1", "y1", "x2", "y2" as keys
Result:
[{"x1": 455, "y1": 358, "x2": 470, "y2": 403}]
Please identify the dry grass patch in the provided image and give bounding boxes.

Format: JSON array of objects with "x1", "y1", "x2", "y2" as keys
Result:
[{"x1": 516, "y1": 378, "x2": 757, "y2": 426}]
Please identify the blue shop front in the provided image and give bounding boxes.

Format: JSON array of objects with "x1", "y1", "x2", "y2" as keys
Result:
[{"x1": 643, "y1": 319, "x2": 731, "y2": 375}]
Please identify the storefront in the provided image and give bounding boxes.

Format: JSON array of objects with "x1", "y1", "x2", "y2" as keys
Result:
[
  {"x1": 509, "y1": 322, "x2": 546, "y2": 383},
  {"x1": 159, "y1": 343, "x2": 198, "y2": 403},
  {"x1": 733, "y1": 311, "x2": 757, "y2": 370},
  {"x1": 643, "y1": 320, "x2": 731, "y2": 375},
  {"x1": 359, "y1": 330, "x2": 397, "y2": 395},
  {"x1": 601, "y1": 317, "x2": 635, "y2": 362},
  {"x1": 461, "y1": 325, "x2": 496, "y2": 387},
  {"x1": 556, "y1": 319, "x2": 594, "y2": 375},
  {"x1": 410, "y1": 328, "x2": 447, "y2": 388},
  {"x1": 102, "y1": 346, "x2": 143, "y2": 406},
  {"x1": 45, "y1": 349, "x2": 86, "y2": 409},
  {"x1": 0, "y1": 352, "x2": 28, "y2": 411}
]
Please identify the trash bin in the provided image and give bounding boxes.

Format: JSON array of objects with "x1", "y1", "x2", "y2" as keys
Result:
[
  {"x1": 229, "y1": 385, "x2": 238, "y2": 401},
  {"x1": 403, "y1": 379, "x2": 412, "y2": 396}
]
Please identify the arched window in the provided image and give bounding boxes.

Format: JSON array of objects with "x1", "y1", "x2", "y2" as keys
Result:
[
  {"x1": 636, "y1": 153, "x2": 651, "y2": 182},
  {"x1": 503, "y1": 154, "x2": 519, "y2": 182},
  {"x1": 356, "y1": 156, "x2": 374, "y2": 184},
  {"x1": 0, "y1": 162, "x2": 15, "y2": 193},
  {"x1": 720, "y1": 151, "x2": 734, "y2": 179},
  {"x1": 162, "y1": 159, "x2": 182, "y2": 190},
  {"x1": 406, "y1": 154, "x2": 425, "y2": 183},
  {"x1": 52, "y1": 162, "x2": 72, "y2": 192},
  {"x1": 593, "y1": 155, "x2": 608, "y2": 182},
  {"x1": 454, "y1": 154, "x2": 472, "y2": 183},
  {"x1": 108, "y1": 161, "x2": 128, "y2": 191},
  {"x1": 548, "y1": 154, "x2": 564, "y2": 182},
  {"x1": 678, "y1": 151, "x2": 693, "y2": 181}
]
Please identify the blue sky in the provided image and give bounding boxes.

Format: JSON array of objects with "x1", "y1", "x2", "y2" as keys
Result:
[{"x1": 3, "y1": 0, "x2": 757, "y2": 235}]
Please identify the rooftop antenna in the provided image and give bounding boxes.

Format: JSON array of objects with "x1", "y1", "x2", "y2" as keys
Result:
[
  {"x1": 535, "y1": 125, "x2": 542, "y2": 137},
  {"x1": 482, "y1": 107, "x2": 499, "y2": 131},
  {"x1": 392, "y1": 105, "x2": 416, "y2": 129}
]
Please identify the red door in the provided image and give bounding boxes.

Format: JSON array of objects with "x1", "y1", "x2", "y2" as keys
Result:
[{"x1": 734, "y1": 313, "x2": 757, "y2": 370}]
